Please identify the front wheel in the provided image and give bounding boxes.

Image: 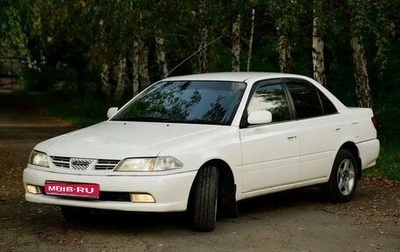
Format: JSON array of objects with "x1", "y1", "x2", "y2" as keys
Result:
[
  {"x1": 189, "y1": 165, "x2": 219, "y2": 232},
  {"x1": 326, "y1": 149, "x2": 358, "y2": 203}
]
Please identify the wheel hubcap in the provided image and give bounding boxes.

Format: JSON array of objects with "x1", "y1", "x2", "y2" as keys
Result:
[{"x1": 337, "y1": 159, "x2": 355, "y2": 196}]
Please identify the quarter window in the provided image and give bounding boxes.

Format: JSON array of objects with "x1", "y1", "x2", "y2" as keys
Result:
[{"x1": 318, "y1": 89, "x2": 338, "y2": 115}]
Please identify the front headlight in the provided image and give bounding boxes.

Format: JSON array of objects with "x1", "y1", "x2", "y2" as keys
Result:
[
  {"x1": 29, "y1": 150, "x2": 49, "y2": 167},
  {"x1": 115, "y1": 156, "x2": 183, "y2": 172}
]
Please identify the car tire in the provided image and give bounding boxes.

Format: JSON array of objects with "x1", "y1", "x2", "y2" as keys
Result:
[
  {"x1": 326, "y1": 149, "x2": 358, "y2": 203},
  {"x1": 61, "y1": 206, "x2": 90, "y2": 222},
  {"x1": 190, "y1": 165, "x2": 219, "y2": 232}
]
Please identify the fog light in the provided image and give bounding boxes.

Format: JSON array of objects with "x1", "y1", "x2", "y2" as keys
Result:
[
  {"x1": 26, "y1": 184, "x2": 42, "y2": 194},
  {"x1": 130, "y1": 193, "x2": 155, "y2": 203}
]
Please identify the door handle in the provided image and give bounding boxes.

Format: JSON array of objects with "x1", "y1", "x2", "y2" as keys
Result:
[{"x1": 287, "y1": 136, "x2": 297, "y2": 141}]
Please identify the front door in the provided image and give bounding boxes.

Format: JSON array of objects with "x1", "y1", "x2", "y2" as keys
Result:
[{"x1": 240, "y1": 79, "x2": 300, "y2": 195}]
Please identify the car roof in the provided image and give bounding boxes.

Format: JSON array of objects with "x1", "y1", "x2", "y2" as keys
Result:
[{"x1": 162, "y1": 72, "x2": 307, "y2": 83}]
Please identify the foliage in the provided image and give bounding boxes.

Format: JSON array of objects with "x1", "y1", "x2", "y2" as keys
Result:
[
  {"x1": 0, "y1": 0, "x2": 28, "y2": 58},
  {"x1": 18, "y1": 90, "x2": 129, "y2": 127},
  {"x1": 1, "y1": 0, "x2": 400, "y2": 179}
]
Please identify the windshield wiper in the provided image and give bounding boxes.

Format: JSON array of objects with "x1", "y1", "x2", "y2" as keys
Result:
[
  {"x1": 112, "y1": 117, "x2": 223, "y2": 125},
  {"x1": 182, "y1": 119, "x2": 222, "y2": 125},
  {"x1": 112, "y1": 116, "x2": 171, "y2": 122}
]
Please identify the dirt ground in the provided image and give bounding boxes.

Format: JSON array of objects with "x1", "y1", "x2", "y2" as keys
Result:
[{"x1": 0, "y1": 93, "x2": 399, "y2": 252}]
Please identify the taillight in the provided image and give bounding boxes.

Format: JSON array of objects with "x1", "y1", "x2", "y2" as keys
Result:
[{"x1": 371, "y1": 116, "x2": 378, "y2": 130}]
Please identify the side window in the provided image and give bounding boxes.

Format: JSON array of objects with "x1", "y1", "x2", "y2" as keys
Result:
[
  {"x1": 286, "y1": 80, "x2": 323, "y2": 119},
  {"x1": 318, "y1": 89, "x2": 338, "y2": 115},
  {"x1": 247, "y1": 81, "x2": 291, "y2": 122}
]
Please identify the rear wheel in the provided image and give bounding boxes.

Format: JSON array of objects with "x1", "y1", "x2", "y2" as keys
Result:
[
  {"x1": 61, "y1": 206, "x2": 90, "y2": 222},
  {"x1": 326, "y1": 149, "x2": 358, "y2": 202},
  {"x1": 189, "y1": 165, "x2": 219, "y2": 232}
]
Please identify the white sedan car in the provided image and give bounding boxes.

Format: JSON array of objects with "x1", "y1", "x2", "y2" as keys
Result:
[{"x1": 23, "y1": 72, "x2": 380, "y2": 231}]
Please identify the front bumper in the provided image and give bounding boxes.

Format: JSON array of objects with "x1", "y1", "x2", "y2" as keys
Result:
[{"x1": 23, "y1": 167, "x2": 197, "y2": 212}]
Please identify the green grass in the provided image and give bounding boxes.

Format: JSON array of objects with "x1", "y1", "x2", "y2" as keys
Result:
[
  {"x1": 365, "y1": 141, "x2": 400, "y2": 180},
  {"x1": 367, "y1": 86, "x2": 400, "y2": 180}
]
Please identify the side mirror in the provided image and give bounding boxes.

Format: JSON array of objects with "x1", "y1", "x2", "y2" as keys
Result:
[
  {"x1": 247, "y1": 110, "x2": 272, "y2": 125},
  {"x1": 107, "y1": 107, "x2": 119, "y2": 119}
]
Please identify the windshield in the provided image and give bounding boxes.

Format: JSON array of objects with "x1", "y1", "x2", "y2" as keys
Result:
[{"x1": 111, "y1": 80, "x2": 246, "y2": 125}]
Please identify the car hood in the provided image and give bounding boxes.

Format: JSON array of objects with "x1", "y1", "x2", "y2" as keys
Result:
[{"x1": 35, "y1": 121, "x2": 222, "y2": 159}]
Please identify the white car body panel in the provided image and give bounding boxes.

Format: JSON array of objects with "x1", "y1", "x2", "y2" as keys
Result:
[
  {"x1": 24, "y1": 167, "x2": 197, "y2": 212},
  {"x1": 240, "y1": 120, "x2": 300, "y2": 194},
  {"x1": 23, "y1": 72, "x2": 380, "y2": 213},
  {"x1": 36, "y1": 122, "x2": 222, "y2": 160}
]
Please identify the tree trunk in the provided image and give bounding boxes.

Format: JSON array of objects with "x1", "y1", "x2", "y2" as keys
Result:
[
  {"x1": 247, "y1": 9, "x2": 255, "y2": 72},
  {"x1": 155, "y1": 33, "x2": 168, "y2": 79},
  {"x1": 198, "y1": 0, "x2": 208, "y2": 73},
  {"x1": 114, "y1": 56, "x2": 127, "y2": 99},
  {"x1": 278, "y1": 35, "x2": 292, "y2": 73},
  {"x1": 138, "y1": 40, "x2": 151, "y2": 89},
  {"x1": 198, "y1": 27, "x2": 208, "y2": 73},
  {"x1": 101, "y1": 63, "x2": 112, "y2": 98},
  {"x1": 312, "y1": 10, "x2": 327, "y2": 86},
  {"x1": 350, "y1": 36, "x2": 373, "y2": 108},
  {"x1": 132, "y1": 40, "x2": 140, "y2": 96},
  {"x1": 231, "y1": 13, "x2": 241, "y2": 72}
]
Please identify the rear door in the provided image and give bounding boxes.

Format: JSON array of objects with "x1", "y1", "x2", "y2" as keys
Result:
[{"x1": 284, "y1": 78, "x2": 343, "y2": 181}]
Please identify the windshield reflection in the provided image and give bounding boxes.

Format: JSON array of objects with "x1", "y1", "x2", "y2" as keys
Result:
[{"x1": 112, "y1": 81, "x2": 246, "y2": 125}]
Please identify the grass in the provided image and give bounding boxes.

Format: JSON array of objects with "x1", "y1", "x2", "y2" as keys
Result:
[
  {"x1": 365, "y1": 86, "x2": 400, "y2": 180},
  {"x1": 12, "y1": 89, "x2": 400, "y2": 181},
  {"x1": 365, "y1": 141, "x2": 400, "y2": 180}
]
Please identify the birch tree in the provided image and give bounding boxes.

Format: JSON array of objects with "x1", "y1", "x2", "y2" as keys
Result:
[
  {"x1": 87, "y1": 2, "x2": 122, "y2": 97},
  {"x1": 350, "y1": 36, "x2": 372, "y2": 108},
  {"x1": 247, "y1": 8, "x2": 256, "y2": 72},
  {"x1": 265, "y1": 1, "x2": 304, "y2": 73},
  {"x1": 231, "y1": 12, "x2": 242, "y2": 72},
  {"x1": 277, "y1": 36, "x2": 293, "y2": 73},
  {"x1": 100, "y1": 63, "x2": 112, "y2": 98},
  {"x1": 138, "y1": 39, "x2": 151, "y2": 89},
  {"x1": 347, "y1": 0, "x2": 373, "y2": 108},
  {"x1": 312, "y1": 0, "x2": 327, "y2": 86},
  {"x1": 153, "y1": 0, "x2": 173, "y2": 79},
  {"x1": 118, "y1": 1, "x2": 150, "y2": 95},
  {"x1": 97, "y1": 15, "x2": 113, "y2": 98},
  {"x1": 197, "y1": 0, "x2": 209, "y2": 73},
  {"x1": 132, "y1": 39, "x2": 140, "y2": 96},
  {"x1": 155, "y1": 33, "x2": 169, "y2": 79},
  {"x1": 114, "y1": 56, "x2": 127, "y2": 99}
]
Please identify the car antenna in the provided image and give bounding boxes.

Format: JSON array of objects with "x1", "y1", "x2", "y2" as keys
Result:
[{"x1": 167, "y1": 36, "x2": 223, "y2": 76}]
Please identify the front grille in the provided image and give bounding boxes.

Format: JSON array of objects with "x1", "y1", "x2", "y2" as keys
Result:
[
  {"x1": 50, "y1": 156, "x2": 120, "y2": 171},
  {"x1": 52, "y1": 156, "x2": 70, "y2": 168},
  {"x1": 95, "y1": 159, "x2": 120, "y2": 170},
  {"x1": 70, "y1": 158, "x2": 94, "y2": 170}
]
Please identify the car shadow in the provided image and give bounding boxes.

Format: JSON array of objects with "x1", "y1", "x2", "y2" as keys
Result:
[
  {"x1": 22, "y1": 186, "x2": 333, "y2": 235},
  {"x1": 42, "y1": 186, "x2": 329, "y2": 233},
  {"x1": 236, "y1": 186, "x2": 328, "y2": 216}
]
